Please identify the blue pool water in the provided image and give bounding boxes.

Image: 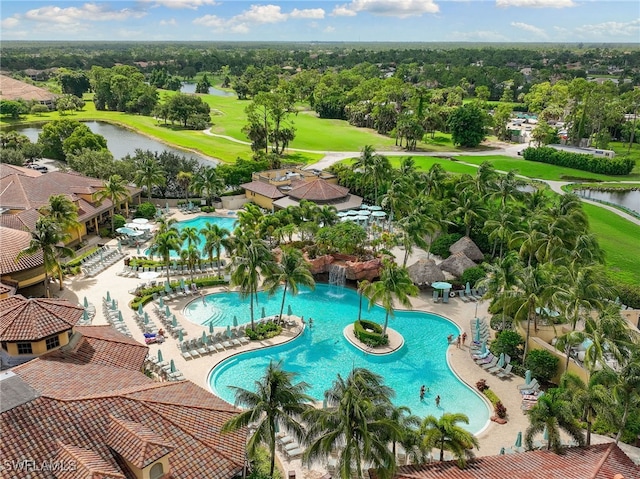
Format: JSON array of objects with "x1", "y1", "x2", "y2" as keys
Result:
[
  {"x1": 203, "y1": 284, "x2": 490, "y2": 433},
  {"x1": 146, "y1": 215, "x2": 236, "y2": 258}
]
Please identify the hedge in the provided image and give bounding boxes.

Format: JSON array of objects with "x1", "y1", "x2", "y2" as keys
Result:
[
  {"x1": 353, "y1": 319, "x2": 389, "y2": 347},
  {"x1": 522, "y1": 146, "x2": 635, "y2": 175},
  {"x1": 245, "y1": 321, "x2": 282, "y2": 340}
]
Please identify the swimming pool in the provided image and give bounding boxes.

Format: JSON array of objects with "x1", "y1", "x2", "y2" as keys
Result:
[
  {"x1": 204, "y1": 284, "x2": 491, "y2": 433},
  {"x1": 146, "y1": 215, "x2": 236, "y2": 258}
]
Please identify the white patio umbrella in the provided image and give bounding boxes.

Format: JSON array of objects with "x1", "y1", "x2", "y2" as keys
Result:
[{"x1": 133, "y1": 218, "x2": 149, "y2": 224}]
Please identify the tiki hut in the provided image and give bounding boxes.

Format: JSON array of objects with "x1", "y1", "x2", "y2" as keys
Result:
[
  {"x1": 449, "y1": 236, "x2": 484, "y2": 262},
  {"x1": 407, "y1": 258, "x2": 445, "y2": 285},
  {"x1": 439, "y1": 252, "x2": 477, "y2": 278}
]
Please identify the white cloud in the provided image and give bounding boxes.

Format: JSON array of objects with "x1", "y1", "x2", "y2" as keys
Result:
[
  {"x1": 574, "y1": 18, "x2": 640, "y2": 38},
  {"x1": 142, "y1": 0, "x2": 219, "y2": 9},
  {"x1": 511, "y1": 21, "x2": 547, "y2": 37},
  {"x1": 331, "y1": 4, "x2": 357, "y2": 16},
  {"x1": 324, "y1": 26, "x2": 336, "y2": 33},
  {"x1": 193, "y1": 14, "x2": 226, "y2": 28},
  {"x1": 235, "y1": 4, "x2": 287, "y2": 24},
  {"x1": 451, "y1": 30, "x2": 509, "y2": 41},
  {"x1": 290, "y1": 8, "x2": 325, "y2": 19},
  {"x1": 159, "y1": 18, "x2": 177, "y2": 25},
  {"x1": 497, "y1": 0, "x2": 576, "y2": 8},
  {"x1": 1, "y1": 17, "x2": 20, "y2": 28},
  {"x1": 345, "y1": 0, "x2": 439, "y2": 17},
  {"x1": 20, "y1": 3, "x2": 146, "y2": 25}
]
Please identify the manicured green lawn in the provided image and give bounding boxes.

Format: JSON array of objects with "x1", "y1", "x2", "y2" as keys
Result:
[
  {"x1": 455, "y1": 155, "x2": 640, "y2": 182},
  {"x1": 388, "y1": 156, "x2": 482, "y2": 175},
  {"x1": 583, "y1": 203, "x2": 640, "y2": 286}
]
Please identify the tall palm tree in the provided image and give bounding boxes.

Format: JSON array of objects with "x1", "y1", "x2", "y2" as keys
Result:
[
  {"x1": 357, "y1": 280, "x2": 372, "y2": 321},
  {"x1": 192, "y1": 166, "x2": 224, "y2": 206},
  {"x1": 494, "y1": 169, "x2": 524, "y2": 208},
  {"x1": 17, "y1": 217, "x2": 73, "y2": 297},
  {"x1": 451, "y1": 190, "x2": 485, "y2": 237},
  {"x1": 200, "y1": 223, "x2": 230, "y2": 278},
  {"x1": 235, "y1": 203, "x2": 265, "y2": 235},
  {"x1": 478, "y1": 252, "x2": 521, "y2": 331},
  {"x1": 524, "y1": 388, "x2": 585, "y2": 453},
  {"x1": 229, "y1": 236, "x2": 276, "y2": 330},
  {"x1": 222, "y1": 360, "x2": 313, "y2": 477},
  {"x1": 40, "y1": 194, "x2": 81, "y2": 240},
  {"x1": 369, "y1": 153, "x2": 391, "y2": 206},
  {"x1": 148, "y1": 229, "x2": 180, "y2": 283},
  {"x1": 133, "y1": 156, "x2": 166, "y2": 201},
  {"x1": 366, "y1": 260, "x2": 418, "y2": 336},
  {"x1": 559, "y1": 372, "x2": 611, "y2": 445},
  {"x1": 176, "y1": 171, "x2": 193, "y2": 205},
  {"x1": 315, "y1": 205, "x2": 339, "y2": 227},
  {"x1": 96, "y1": 175, "x2": 130, "y2": 234},
  {"x1": 180, "y1": 244, "x2": 201, "y2": 284},
  {"x1": 304, "y1": 368, "x2": 400, "y2": 479},
  {"x1": 180, "y1": 226, "x2": 201, "y2": 249},
  {"x1": 383, "y1": 405, "x2": 420, "y2": 459},
  {"x1": 482, "y1": 206, "x2": 517, "y2": 258},
  {"x1": 419, "y1": 413, "x2": 479, "y2": 467},
  {"x1": 263, "y1": 247, "x2": 315, "y2": 322}
]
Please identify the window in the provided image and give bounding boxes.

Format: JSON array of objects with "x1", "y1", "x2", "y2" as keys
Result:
[
  {"x1": 1, "y1": 342, "x2": 7, "y2": 351},
  {"x1": 17, "y1": 343, "x2": 33, "y2": 355},
  {"x1": 149, "y1": 462, "x2": 164, "y2": 479},
  {"x1": 46, "y1": 336, "x2": 60, "y2": 350}
]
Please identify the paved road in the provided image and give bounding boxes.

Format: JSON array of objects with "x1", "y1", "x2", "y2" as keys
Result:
[{"x1": 206, "y1": 129, "x2": 638, "y2": 225}]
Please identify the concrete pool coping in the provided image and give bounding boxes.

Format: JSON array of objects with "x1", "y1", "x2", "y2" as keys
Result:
[{"x1": 342, "y1": 324, "x2": 404, "y2": 355}]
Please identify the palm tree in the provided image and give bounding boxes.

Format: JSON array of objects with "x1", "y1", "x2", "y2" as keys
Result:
[
  {"x1": 366, "y1": 260, "x2": 418, "y2": 336},
  {"x1": 559, "y1": 372, "x2": 611, "y2": 445},
  {"x1": 176, "y1": 171, "x2": 193, "y2": 205},
  {"x1": 192, "y1": 166, "x2": 224, "y2": 206},
  {"x1": 222, "y1": 360, "x2": 313, "y2": 477},
  {"x1": 17, "y1": 217, "x2": 73, "y2": 297},
  {"x1": 40, "y1": 194, "x2": 81, "y2": 241},
  {"x1": 478, "y1": 252, "x2": 521, "y2": 331},
  {"x1": 451, "y1": 190, "x2": 485, "y2": 237},
  {"x1": 200, "y1": 223, "x2": 230, "y2": 278},
  {"x1": 315, "y1": 205, "x2": 339, "y2": 227},
  {"x1": 180, "y1": 244, "x2": 201, "y2": 284},
  {"x1": 357, "y1": 280, "x2": 372, "y2": 321},
  {"x1": 263, "y1": 247, "x2": 315, "y2": 322},
  {"x1": 419, "y1": 413, "x2": 479, "y2": 467},
  {"x1": 524, "y1": 388, "x2": 585, "y2": 453},
  {"x1": 384, "y1": 405, "x2": 420, "y2": 459},
  {"x1": 180, "y1": 226, "x2": 201, "y2": 249},
  {"x1": 494, "y1": 169, "x2": 524, "y2": 208},
  {"x1": 133, "y1": 156, "x2": 166, "y2": 201},
  {"x1": 369, "y1": 153, "x2": 391, "y2": 205},
  {"x1": 229, "y1": 236, "x2": 276, "y2": 330},
  {"x1": 555, "y1": 330, "x2": 587, "y2": 373},
  {"x1": 96, "y1": 175, "x2": 130, "y2": 234},
  {"x1": 235, "y1": 203, "x2": 265, "y2": 235},
  {"x1": 148, "y1": 229, "x2": 180, "y2": 283},
  {"x1": 304, "y1": 368, "x2": 400, "y2": 479},
  {"x1": 482, "y1": 207, "x2": 517, "y2": 258}
]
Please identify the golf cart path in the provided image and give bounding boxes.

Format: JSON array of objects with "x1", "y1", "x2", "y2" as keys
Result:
[{"x1": 203, "y1": 129, "x2": 639, "y2": 225}]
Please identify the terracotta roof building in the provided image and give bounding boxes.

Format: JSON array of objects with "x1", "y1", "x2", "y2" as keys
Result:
[
  {"x1": 378, "y1": 443, "x2": 639, "y2": 479},
  {"x1": 0, "y1": 74, "x2": 58, "y2": 109},
  {"x1": 0, "y1": 226, "x2": 45, "y2": 293},
  {"x1": 0, "y1": 295, "x2": 83, "y2": 368},
  {"x1": 0, "y1": 325, "x2": 246, "y2": 479}
]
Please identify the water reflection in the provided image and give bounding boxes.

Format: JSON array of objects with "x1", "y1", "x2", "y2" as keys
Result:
[
  {"x1": 12, "y1": 121, "x2": 218, "y2": 166},
  {"x1": 180, "y1": 83, "x2": 234, "y2": 96},
  {"x1": 575, "y1": 188, "x2": 640, "y2": 214}
]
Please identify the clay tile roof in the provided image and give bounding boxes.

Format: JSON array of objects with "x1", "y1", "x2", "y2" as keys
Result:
[
  {"x1": 385, "y1": 443, "x2": 640, "y2": 479},
  {"x1": 0, "y1": 208, "x2": 41, "y2": 231},
  {"x1": 107, "y1": 416, "x2": 175, "y2": 468},
  {"x1": 0, "y1": 74, "x2": 58, "y2": 102},
  {"x1": 241, "y1": 180, "x2": 286, "y2": 199},
  {"x1": 0, "y1": 163, "x2": 42, "y2": 179},
  {"x1": 55, "y1": 442, "x2": 126, "y2": 479},
  {"x1": 0, "y1": 295, "x2": 82, "y2": 342},
  {"x1": 48, "y1": 325, "x2": 149, "y2": 372},
  {"x1": 0, "y1": 226, "x2": 43, "y2": 275},
  {"x1": 288, "y1": 178, "x2": 349, "y2": 202},
  {"x1": 0, "y1": 283, "x2": 13, "y2": 295}
]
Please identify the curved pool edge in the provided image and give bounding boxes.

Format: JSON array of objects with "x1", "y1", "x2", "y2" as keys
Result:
[
  {"x1": 205, "y1": 322, "x2": 307, "y2": 404},
  {"x1": 343, "y1": 325, "x2": 404, "y2": 356}
]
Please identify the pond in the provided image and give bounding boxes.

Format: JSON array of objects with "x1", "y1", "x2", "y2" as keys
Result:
[
  {"x1": 574, "y1": 188, "x2": 640, "y2": 215},
  {"x1": 12, "y1": 121, "x2": 218, "y2": 166},
  {"x1": 180, "y1": 83, "x2": 234, "y2": 97}
]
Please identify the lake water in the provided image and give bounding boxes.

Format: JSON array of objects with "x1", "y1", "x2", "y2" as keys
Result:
[
  {"x1": 12, "y1": 121, "x2": 218, "y2": 166},
  {"x1": 575, "y1": 188, "x2": 640, "y2": 214},
  {"x1": 180, "y1": 83, "x2": 234, "y2": 96}
]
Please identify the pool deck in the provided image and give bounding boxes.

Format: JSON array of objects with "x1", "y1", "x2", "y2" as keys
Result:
[{"x1": 53, "y1": 208, "x2": 631, "y2": 477}]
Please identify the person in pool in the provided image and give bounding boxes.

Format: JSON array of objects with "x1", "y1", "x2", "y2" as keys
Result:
[
  {"x1": 420, "y1": 385, "x2": 426, "y2": 400},
  {"x1": 435, "y1": 395, "x2": 441, "y2": 408}
]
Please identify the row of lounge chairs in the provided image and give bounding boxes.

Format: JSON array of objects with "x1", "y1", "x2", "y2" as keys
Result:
[
  {"x1": 153, "y1": 305, "x2": 187, "y2": 339},
  {"x1": 83, "y1": 247, "x2": 125, "y2": 277},
  {"x1": 276, "y1": 432, "x2": 304, "y2": 460},
  {"x1": 179, "y1": 328, "x2": 250, "y2": 360},
  {"x1": 472, "y1": 352, "x2": 514, "y2": 379},
  {"x1": 101, "y1": 296, "x2": 132, "y2": 337},
  {"x1": 458, "y1": 288, "x2": 484, "y2": 303},
  {"x1": 146, "y1": 354, "x2": 185, "y2": 381}
]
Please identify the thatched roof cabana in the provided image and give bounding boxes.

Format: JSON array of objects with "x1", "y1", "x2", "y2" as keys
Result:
[
  {"x1": 449, "y1": 236, "x2": 484, "y2": 262},
  {"x1": 439, "y1": 252, "x2": 477, "y2": 278},
  {"x1": 406, "y1": 258, "x2": 445, "y2": 285}
]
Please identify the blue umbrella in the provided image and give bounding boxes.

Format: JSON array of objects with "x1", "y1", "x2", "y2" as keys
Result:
[
  {"x1": 83, "y1": 296, "x2": 89, "y2": 308},
  {"x1": 137, "y1": 303, "x2": 143, "y2": 316},
  {"x1": 480, "y1": 341, "x2": 487, "y2": 355},
  {"x1": 117, "y1": 310, "x2": 124, "y2": 322},
  {"x1": 209, "y1": 322, "x2": 214, "y2": 334},
  {"x1": 515, "y1": 431, "x2": 522, "y2": 448},
  {"x1": 475, "y1": 317, "x2": 481, "y2": 331},
  {"x1": 157, "y1": 349, "x2": 163, "y2": 362},
  {"x1": 178, "y1": 329, "x2": 183, "y2": 342},
  {"x1": 474, "y1": 326, "x2": 481, "y2": 343},
  {"x1": 496, "y1": 352, "x2": 505, "y2": 368},
  {"x1": 202, "y1": 331, "x2": 208, "y2": 344},
  {"x1": 287, "y1": 304, "x2": 292, "y2": 316},
  {"x1": 111, "y1": 299, "x2": 117, "y2": 310},
  {"x1": 158, "y1": 296, "x2": 164, "y2": 308},
  {"x1": 226, "y1": 325, "x2": 232, "y2": 338},
  {"x1": 144, "y1": 314, "x2": 149, "y2": 325},
  {"x1": 525, "y1": 369, "x2": 532, "y2": 385},
  {"x1": 170, "y1": 359, "x2": 176, "y2": 373},
  {"x1": 233, "y1": 315, "x2": 238, "y2": 327},
  {"x1": 165, "y1": 305, "x2": 171, "y2": 317},
  {"x1": 180, "y1": 278, "x2": 186, "y2": 289},
  {"x1": 432, "y1": 281, "x2": 453, "y2": 290},
  {"x1": 106, "y1": 291, "x2": 111, "y2": 302},
  {"x1": 262, "y1": 307, "x2": 266, "y2": 318},
  {"x1": 165, "y1": 281, "x2": 172, "y2": 293},
  {"x1": 82, "y1": 309, "x2": 89, "y2": 323},
  {"x1": 466, "y1": 282, "x2": 472, "y2": 294},
  {"x1": 172, "y1": 315, "x2": 177, "y2": 327}
]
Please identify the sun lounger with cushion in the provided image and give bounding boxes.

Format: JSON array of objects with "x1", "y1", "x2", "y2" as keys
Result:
[
  {"x1": 496, "y1": 364, "x2": 514, "y2": 378},
  {"x1": 518, "y1": 378, "x2": 539, "y2": 390},
  {"x1": 481, "y1": 357, "x2": 499, "y2": 370}
]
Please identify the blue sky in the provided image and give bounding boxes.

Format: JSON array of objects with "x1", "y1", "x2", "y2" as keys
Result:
[{"x1": 1, "y1": 0, "x2": 639, "y2": 43}]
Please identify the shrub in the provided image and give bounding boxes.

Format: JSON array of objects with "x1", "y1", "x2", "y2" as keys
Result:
[
  {"x1": 429, "y1": 233, "x2": 462, "y2": 259},
  {"x1": 490, "y1": 314, "x2": 513, "y2": 332},
  {"x1": 113, "y1": 214, "x2": 126, "y2": 230},
  {"x1": 461, "y1": 266, "x2": 486, "y2": 287},
  {"x1": 201, "y1": 206, "x2": 216, "y2": 213},
  {"x1": 476, "y1": 379, "x2": 488, "y2": 392},
  {"x1": 494, "y1": 401, "x2": 508, "y2": 419},
  {"x1": 135, "y1": 202, "x2": 157, "y2": 219},
  {"x1": 490, "y1": 330, "x2": 524, "y2": 364},
  {"x1": 617, "y1": 284, "x2": 640, "y2": 309},
  {"x1": 525, "y1": 349, "x2": 560, "y2": 384},
  {"x1": 245, "y1": 321, "x2": 282, "y2": 340},
  {"x1": 98, "y1": 227, "x2": 111, "y2": 238},
  {"x1": 522, "y1": 146, "x2": 635, "y2": 175},
  {"x1": 353, "y1": 319, "x2": 389, "y2": 347}
]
